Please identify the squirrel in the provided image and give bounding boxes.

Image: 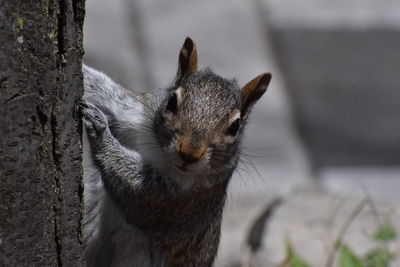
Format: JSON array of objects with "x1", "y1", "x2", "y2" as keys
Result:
[{"x1": 81, "y1": 37, "x2": 271, "y2": 267}]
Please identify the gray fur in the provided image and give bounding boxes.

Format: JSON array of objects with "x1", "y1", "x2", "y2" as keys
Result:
[{"x1": 81, "y1": 41, "x2": 269, "y2": 266}]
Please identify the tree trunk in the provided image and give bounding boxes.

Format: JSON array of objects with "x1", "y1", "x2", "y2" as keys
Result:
[{"x1": 0, "y1": 0, "x2": 85, "y2": 265}]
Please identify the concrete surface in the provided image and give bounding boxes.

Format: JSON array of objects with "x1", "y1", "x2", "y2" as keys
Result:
[
  {"x1": 253, "y1": 187, "x2": 400, "y2": 267},
  {"x1": 269, "y1": 29, "x2": 400, "y2": 166},
  {"x1": 259, "y1": 0, "x2": 400, "y2": 29},
  {"x1": 256, "y1": 0, "x2": 400, "y2": 166},
  {"x1": 320, "y1": 167, "x2": 400, "y2": 201}
]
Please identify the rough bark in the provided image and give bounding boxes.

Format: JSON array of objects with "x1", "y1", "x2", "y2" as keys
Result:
[{"x1": 0, "y1": 0, "x2": 85, "y2": 265}]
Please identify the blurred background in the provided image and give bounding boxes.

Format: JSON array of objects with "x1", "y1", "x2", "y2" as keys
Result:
[{"x1": 83, "y1": 0, "x2": 400, "y2": 266}]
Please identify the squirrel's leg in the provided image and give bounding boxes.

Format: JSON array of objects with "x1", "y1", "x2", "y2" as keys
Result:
[{"x1": 80, "y1": 101, "x2": 146, "y2": 196}]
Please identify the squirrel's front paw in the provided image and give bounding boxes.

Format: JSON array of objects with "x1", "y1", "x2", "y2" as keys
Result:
[{"x1": 80, "y1": 101, "x2": 108, "y2": 139}]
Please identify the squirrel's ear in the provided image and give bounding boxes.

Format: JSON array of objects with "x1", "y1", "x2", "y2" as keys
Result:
[
  {"x1": 240, "y1": 73, "x2": 271, "y2": 118},
  {"x1": 175, "y1": 37, "x2": 198, "y2": 85}
]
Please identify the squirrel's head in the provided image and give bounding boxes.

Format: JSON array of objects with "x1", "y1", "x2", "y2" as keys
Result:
[{"x1": 153, "y1": 38, "x2": 271, "y2": 186}]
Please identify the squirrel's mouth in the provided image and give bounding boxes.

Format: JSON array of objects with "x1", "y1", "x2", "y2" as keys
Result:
[{"x1": 170, "y1": 161, "x2": 205, "y2": 176}]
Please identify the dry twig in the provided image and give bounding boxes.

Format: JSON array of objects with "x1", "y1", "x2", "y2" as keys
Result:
[{"x1": 325, "y1": 198, "x2": 368, "y2": 267}]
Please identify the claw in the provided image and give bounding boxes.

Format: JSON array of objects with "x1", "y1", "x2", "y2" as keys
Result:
[
  {"x1": 80, "y1": 100, "x2": 109, "y2": 137},
  {"x1": 78, "y1": 100, "x2": 91, "y2": 114}
]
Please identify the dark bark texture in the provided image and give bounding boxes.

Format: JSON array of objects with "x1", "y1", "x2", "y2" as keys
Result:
[{"x1": 0, "y1": 0, "x2": 85, "y2": 265}]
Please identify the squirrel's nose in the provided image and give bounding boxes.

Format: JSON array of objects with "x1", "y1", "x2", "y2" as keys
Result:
[{"x1": 177, "y1": 140, "x2": 206, "y2": 164}]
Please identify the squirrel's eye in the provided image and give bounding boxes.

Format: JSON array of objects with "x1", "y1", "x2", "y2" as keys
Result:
[
  {"x1": 226, "y1": 119, "x2": 240, "y2": 137},
  {"x1": 165, "y1": 93, "x2": 178, "y2": 114}
]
